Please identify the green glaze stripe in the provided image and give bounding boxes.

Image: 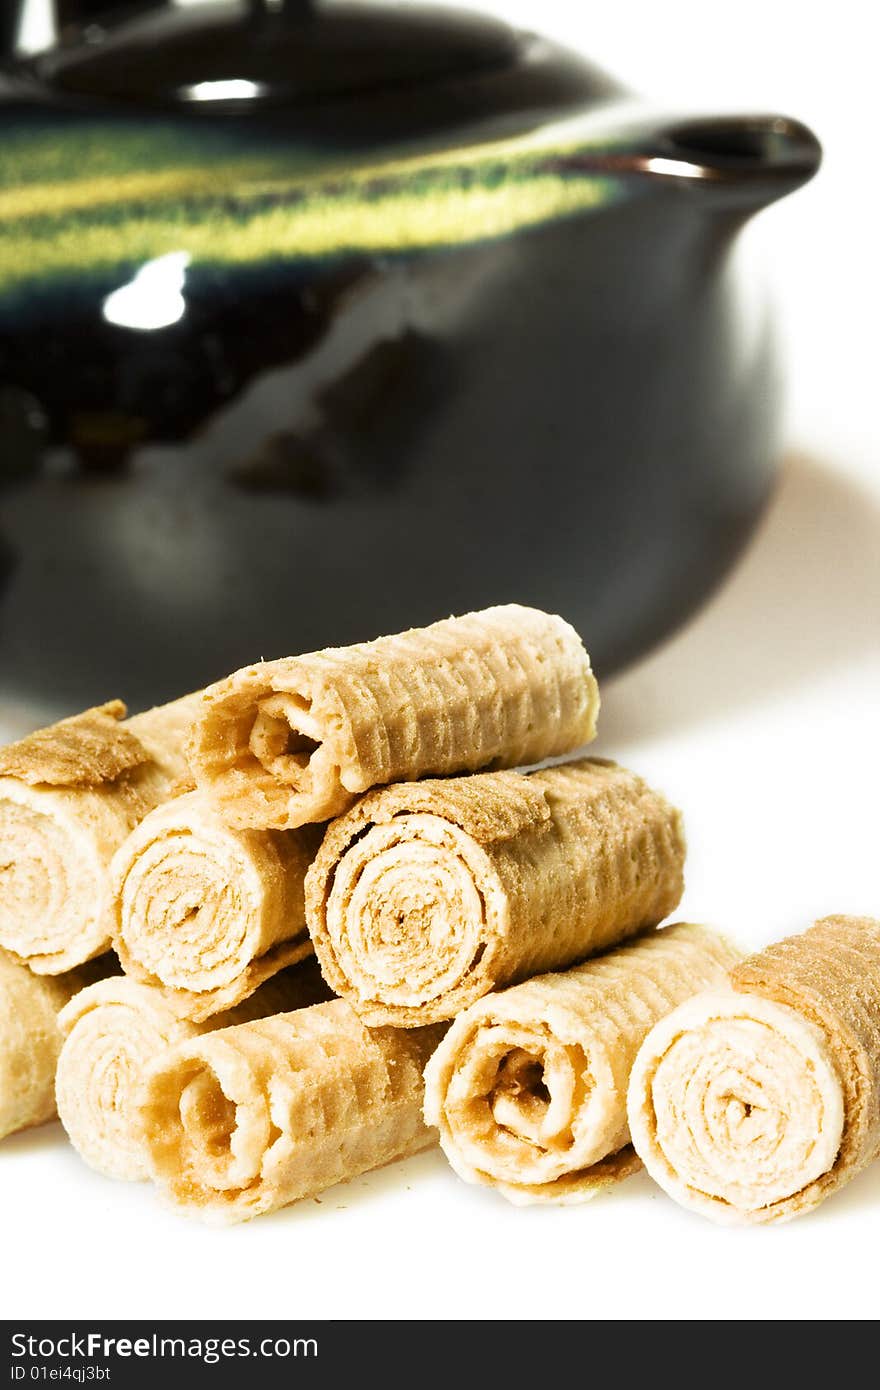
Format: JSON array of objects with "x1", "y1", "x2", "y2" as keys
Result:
[{"x1": 0, "y1": 117, "x2": 627, "y2": 294}]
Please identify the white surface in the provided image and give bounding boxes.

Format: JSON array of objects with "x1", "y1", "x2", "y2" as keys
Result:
[{"x1": 4, "y1": 0, "x2": 879, "y2": 1323}]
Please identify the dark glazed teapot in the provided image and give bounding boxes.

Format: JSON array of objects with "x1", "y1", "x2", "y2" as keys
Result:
[{"x1": 0, "y1": 0, "x2": 820, "y2": 710}]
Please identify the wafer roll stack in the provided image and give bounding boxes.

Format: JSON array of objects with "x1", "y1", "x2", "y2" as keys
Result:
[
  {"x1": 628, "y1": 915, "x2": 880, "y2": 1225},
  {"x1": 138, "y1": 999, "x2": 444, "y2": 1223},
  {"x1": 109, "y1": 791, "x2": 322, "y2": 1019},
  {"x1": 0, "y1": 948, "x2": 108, "y2": 1140},
  {"x1": 187, "y1": 605, "x2": 599, "y2": 831},
  {"x1": 56, "y1": 961, "x2": 330, "y2": 1181},
  {"x1": 424, "y1": 924, "x2": 740, "y2": 1203},
  {"x1": 0, "y1": 696, "x2": 198, "y2": 972},
  {"x1": 306, "y1": 757, "x2": 686, "y2": 1027}
]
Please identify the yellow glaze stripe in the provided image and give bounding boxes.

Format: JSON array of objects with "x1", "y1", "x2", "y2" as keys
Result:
[{"x1": 0, "y1": 118, "x2": 624, "y2": 294}]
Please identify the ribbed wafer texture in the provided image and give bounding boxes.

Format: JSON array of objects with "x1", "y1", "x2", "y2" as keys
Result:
[
  {"x1": 56, "y1": 960, "x2": 331, "y2": 1182},
  {"x1": 0, "y1": 695, "x2": 199, "y2": 973},
  {"x1": 627, "y1": 915, "x2": 880, "y2": 1225},
  {"x1": 0, "y1": 948, "x2": 109, "y2": 1140},
  {"x1": 138, "y1": 999, "x2": 445, "y2": 1223},
  {"x1": 306, "y1": 757, "x2": 686, "y2": 1026},
  {"x1": 187, "y1": 605, "x2": 599, "y2": 831},
  {"x1": 424, "y1": 924, "x2": 741, "y2": 1204},
  {"x1": 109, "y1": 791, "x2": 323, "y2": 1020}
]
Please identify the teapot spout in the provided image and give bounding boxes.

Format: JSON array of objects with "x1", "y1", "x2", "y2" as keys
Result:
[{"x1": 646, "y1": 113, "x2": 822, "y2": 209}]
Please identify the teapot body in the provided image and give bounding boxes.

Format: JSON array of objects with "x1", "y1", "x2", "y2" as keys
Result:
[{"x1": 0, "y1": 5, "x2": 813, "y2": 709}]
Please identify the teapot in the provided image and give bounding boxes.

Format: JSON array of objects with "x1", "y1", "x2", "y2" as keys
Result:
[{"x1": 0, "y1": 0, "x2": 820, "y2": 709}]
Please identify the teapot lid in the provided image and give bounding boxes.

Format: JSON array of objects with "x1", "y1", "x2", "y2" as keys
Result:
[{"x1": 27, "y1": 0, "x2": 520, "y2": 110}]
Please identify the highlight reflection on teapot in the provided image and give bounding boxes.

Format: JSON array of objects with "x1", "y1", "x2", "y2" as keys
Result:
[{"x1": 0, "y1": 1, "x2": 820, "y2": 709}]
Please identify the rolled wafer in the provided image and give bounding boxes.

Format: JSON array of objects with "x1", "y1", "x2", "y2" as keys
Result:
[
  {"x1": 0, "y1": 947, "x2": 108, "y2": 1140},
  {"x1": 56, "y1": 960, "x2": 331, "y2": 1181},
  {"x1": 187, "y1": 605, "x2": 598, "y2": 831},
  {"x1": 109, "y1": 791, "x2": 323, "y2": 1019},
  {"x1": 306, "y1": 757, "x2": 686, "y2": 1027},
  {"x1": 627, "y1": 915, "x2": 880, "y2": 1225},
  {"x1": 138, "y1": 999, "x2": 445, "y2": 1223},
  {"x1": 0, "y1": 696, "x2": 199, "y2": 973},
  {"x1": 424, "y1": 923, "x2": 741, "y2": 1204}
]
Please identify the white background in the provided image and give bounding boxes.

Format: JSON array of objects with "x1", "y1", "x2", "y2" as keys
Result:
[{"x1": 4, "y1": 0, "x2": 879, "y2": 1321}]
